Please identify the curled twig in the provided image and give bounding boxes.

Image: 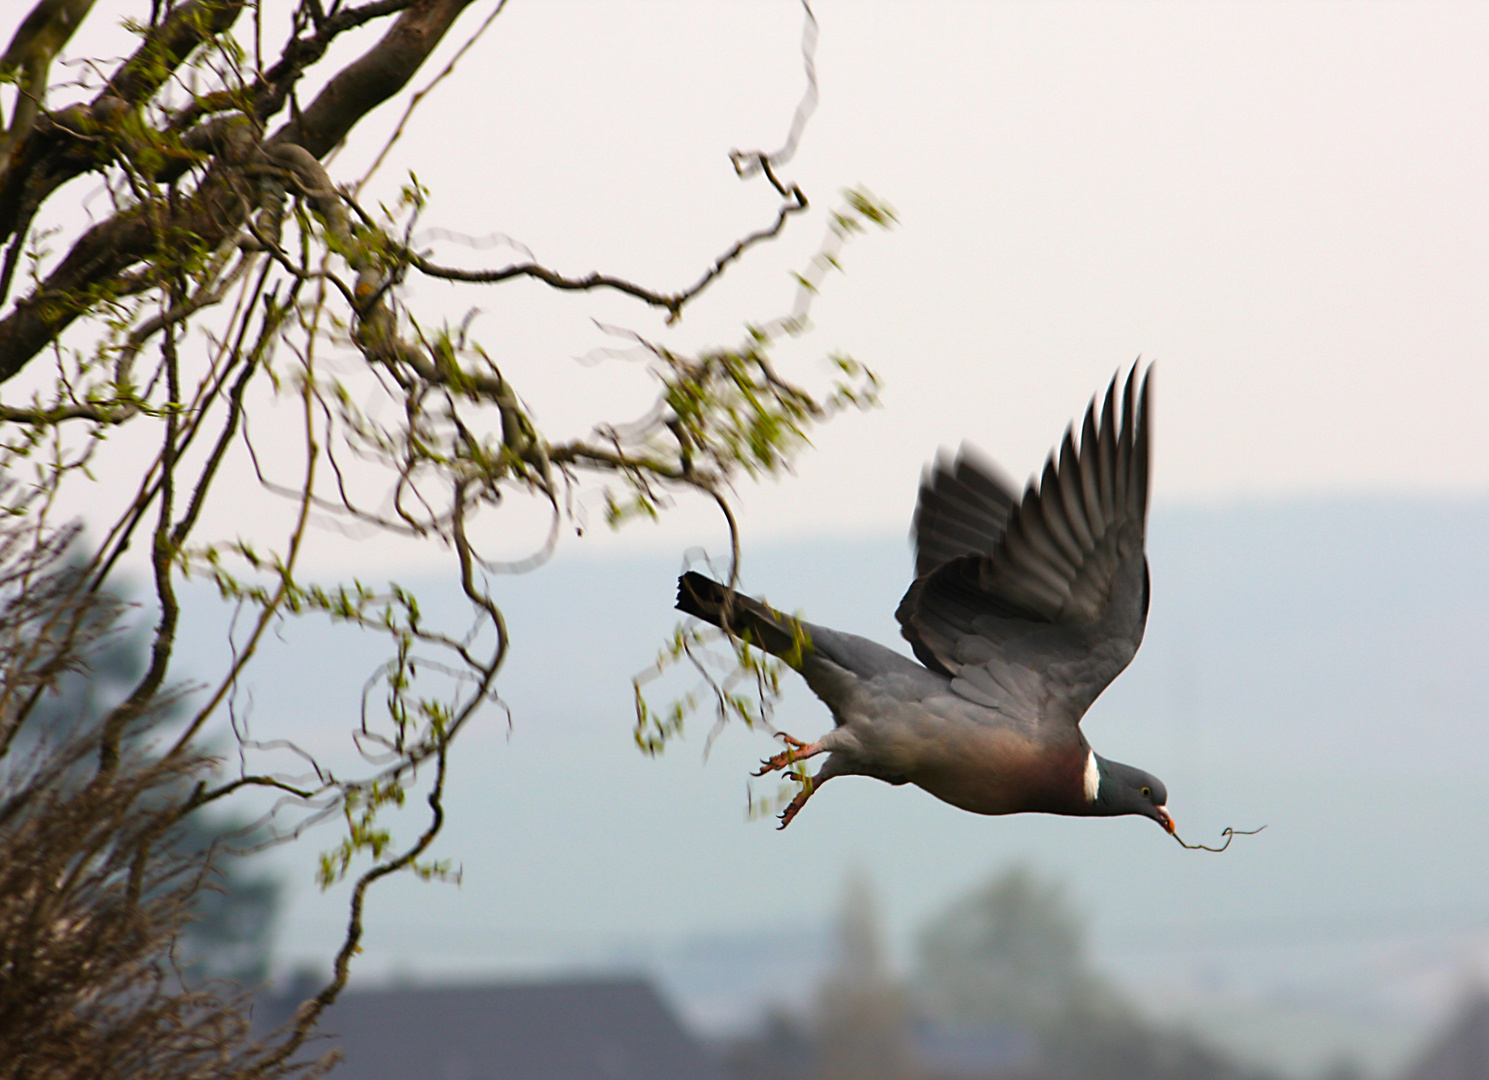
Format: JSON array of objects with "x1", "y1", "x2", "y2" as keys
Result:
[{"x1": 1173, "y1": 824, "x2": 1266, "y2": 852}]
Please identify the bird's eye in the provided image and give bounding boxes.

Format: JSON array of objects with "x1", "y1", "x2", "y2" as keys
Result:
[{"x1": 1140, "y1": 786, "x2": 1151, "y2": 798}]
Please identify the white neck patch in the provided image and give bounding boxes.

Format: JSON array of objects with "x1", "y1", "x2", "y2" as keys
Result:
[{"x1": 1083, "y1": 750, "x2": 1100, "y2": 802}]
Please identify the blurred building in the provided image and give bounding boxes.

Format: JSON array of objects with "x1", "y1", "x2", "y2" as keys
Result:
[
  {"x1": 1398, "y1": 994, "x2": 1489, "y2": 1080},
  {"x1": 716, "y1": 1015, "x2": 1268, "y2": 1080},
  {"x1": 715, "y1": 1017, "x2": 1040, "y2": 1080},
  {"x1": 256, "y1": 976, "x2": 726, "y2": 1080},
  {"x1": 908, "y1": 1025, "x2": 1041, "y2": 1080}
]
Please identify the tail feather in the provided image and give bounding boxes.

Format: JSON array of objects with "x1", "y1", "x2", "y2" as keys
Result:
[{"x1": 676, "y1": 571, "x2": 808, "y2": 662}]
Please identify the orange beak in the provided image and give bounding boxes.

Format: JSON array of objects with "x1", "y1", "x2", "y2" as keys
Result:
[{"x1": 1157, "y1": 806, "x2": 1175, "y2": 834}]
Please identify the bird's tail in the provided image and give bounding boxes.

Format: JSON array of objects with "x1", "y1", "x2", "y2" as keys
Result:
[{"x1": 675, "y1": 571, "x2": 810, "y2": 665}]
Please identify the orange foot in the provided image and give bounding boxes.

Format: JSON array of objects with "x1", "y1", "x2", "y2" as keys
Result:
[
  {"x1": 777, "y1": 775, "x2": 816, "y2": 830},
  {"x1": 753, "y1": 733, "x2": 826, "y2": 777}
]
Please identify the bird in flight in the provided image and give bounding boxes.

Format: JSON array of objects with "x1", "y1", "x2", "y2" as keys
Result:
[{"x1": 677, "y1": 366, "x2": 1172, "y2": 833}]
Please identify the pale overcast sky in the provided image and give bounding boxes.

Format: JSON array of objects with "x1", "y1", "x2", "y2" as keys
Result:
[
  {"x1": 30, "y1": 0, "x2": 1489, "y2": 575},
  {"x1": 395, "y1": 0, "x2": 1489, "y2": 552}
]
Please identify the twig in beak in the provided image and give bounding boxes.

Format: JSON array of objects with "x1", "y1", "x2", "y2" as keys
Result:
[{"x1": 1173, "y1": 825, "x2": 1266, "y2": 852}]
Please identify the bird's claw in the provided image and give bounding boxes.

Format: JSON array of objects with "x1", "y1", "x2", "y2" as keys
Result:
[
  {"x1": 753, "y1": 749, "x2": 798, "y2": 776},
  {"x1": 776, "y1": 774, "x2": 815, "y2": 830},
  {"x1": 753, "y1": 733, "x2": 816, "y2": 777}
]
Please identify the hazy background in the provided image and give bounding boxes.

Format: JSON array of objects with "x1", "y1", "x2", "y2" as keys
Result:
[
  {"x1": 172, "y1": 496, "x2": 1489, "y2": 1078},
  {"x1": 29, "y1": 2, "x2": 1489, "y2": 1078}
]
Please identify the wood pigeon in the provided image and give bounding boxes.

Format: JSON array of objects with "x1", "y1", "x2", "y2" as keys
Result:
[{"x1": 676, "y1": 366, "x2": 1173, "y2": 832}]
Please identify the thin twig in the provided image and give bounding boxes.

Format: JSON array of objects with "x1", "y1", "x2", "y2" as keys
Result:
[{"x1": 1173, "y1": 824, "x2": 1267, "y2": 853}]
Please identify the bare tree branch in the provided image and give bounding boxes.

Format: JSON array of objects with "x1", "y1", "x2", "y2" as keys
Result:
[
  {"x1": 404, "y1": 179, "x2": 808, "y2": 323},
  {"x1": 0, "y1": 2, "x2": 892, "y2": 1076}
]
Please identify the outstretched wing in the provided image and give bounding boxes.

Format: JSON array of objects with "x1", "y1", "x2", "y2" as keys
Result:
[{"x1": 896, "y1": 366, "x2": 1152, "y2": 728}]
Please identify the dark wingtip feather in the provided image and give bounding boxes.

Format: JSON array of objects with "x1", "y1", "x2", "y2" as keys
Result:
[{"x1": 1135, "y1": 362, "x2": 1153, "y2": 520}]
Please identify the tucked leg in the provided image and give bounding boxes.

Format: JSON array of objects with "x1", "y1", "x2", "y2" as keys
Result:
[{"x1": 753, "y1": 732, "x2": 827, "y2": 777}]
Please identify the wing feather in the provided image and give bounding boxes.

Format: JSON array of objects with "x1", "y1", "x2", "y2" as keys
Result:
[
  {"x1": 910, "y1": 446, "x2": 1020, "y2": 578},
  {"x1": 1098, "y1": 378, "x2": 1119, "y2": 523},
  {"x1": 1078, "y1": 407, "x2": 1103, "y2": 537},
  {"x1": 1055, "y1": 429, "x2": 1096, "y2": 551},
  {"x1": 1036, "y1": 460, "x2": 1086, "y2": 568}
]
